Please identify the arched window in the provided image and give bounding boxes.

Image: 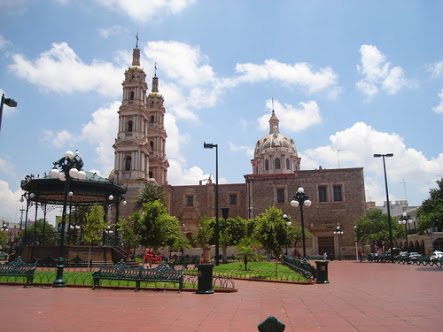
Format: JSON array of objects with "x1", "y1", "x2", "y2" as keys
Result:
[
  {"x1": 150, "y1": 115, "x2": 155, "y2": 123},
  {"x1": 275, "y1": 158, "x2": 281, "y2": 169},
  {"x1": 125, "y1": 156, "x2": 131, "y2": 171},
  {"x1": 129, "y1": 91, "x2": 135, "y2": 100},
  {"x1": 127, "y1": 120, "x2": 133, "y2": 132},
  {"x1": 286, "y1": 158, "x2": 290, "y2": 170},
  {"x1": 150, "y1": 141, "x2": 154, "y2": 151},
  {"x1": 265, "y1": 159, "x2": 269, "y2": 171},
  {"x1": 149, "y1": 171, "x2": 153, "y2": 178}
]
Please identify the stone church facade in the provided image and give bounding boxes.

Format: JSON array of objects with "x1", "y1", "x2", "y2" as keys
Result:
[{"x1": 115, "y1": 43, "x2": 366, "y2": 258}]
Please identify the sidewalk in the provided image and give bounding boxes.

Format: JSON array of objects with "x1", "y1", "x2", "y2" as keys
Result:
[{"x1": 0, "y1": 260, "x2": 442, "y2": 331}]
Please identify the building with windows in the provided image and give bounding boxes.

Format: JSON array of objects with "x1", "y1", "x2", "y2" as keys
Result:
[{"x1": 115, "y1": 42, "x2": 367, "y2": 258}]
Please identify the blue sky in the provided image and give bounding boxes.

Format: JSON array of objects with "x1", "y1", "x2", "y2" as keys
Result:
[{"x1": 0, "y1": 0, "x2": 442, "y2": 223}]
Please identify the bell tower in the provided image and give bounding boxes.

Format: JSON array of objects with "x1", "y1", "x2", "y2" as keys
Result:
[{"x1": 146, "y1": 64, "x2": 169, "y2": 185}]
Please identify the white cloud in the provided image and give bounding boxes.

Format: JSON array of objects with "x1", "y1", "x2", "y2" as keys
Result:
[
  {"x1": 234, "y1": 59, "x2": 340, "y2": 96},
  {"x1": 41, "y1": 129, "x2": 75, "y2": 148},
  {"x1": 356, "y1": 44, "x2": 411, "y2": 98},
  {"x1": 0, "y1": 157, "x2": 16, "y2": 178},
  {"x1": 428, "y1": 61, "x2": 443, "y2": 78},
  {"x1": 9, "y1": 42, "x2": 123, "y2": 97},
  {"x1": 167, "y1": 160, "x2": 208, "y2": 185},
  {"x1": 80, "y1": 101, "x2": 120, "y2": 175},
  {"x1": 98, "y1": 25, "x2": 127, "y2": 39},
  {"x1": 0, "y1": 179, "x2": 23, "y2": 222},
  {"x1": 303, "y1": 122, "x2": 443, "y2": 205},
  {"x1": 432, "y1": 88, "x2": 443, "y2": 114},
  {"x1": 228, "y1": 142, "x2": 254, "y2": 159},
  {"x1": 95, "y1": 0, "x2": 196, "y2": 23},
  {"x1": 258, "y1": 99, "x2": 321, "y2": 133}
]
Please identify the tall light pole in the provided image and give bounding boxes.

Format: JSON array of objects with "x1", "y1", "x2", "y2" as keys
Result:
[
  {"x1": 374, "y1": 153, "x2": 394, "y2": 260},
  {"x1": 290, "y1": 187, "x2": 311, "y2": 258},
  {"x1": 0, "y1": 94, "x2": 18, "y2": 133},
  {"x1": 398, "y1": 212, "x2": 413, "y2": 250},
  {"x1": 334, "y1": 226, "x2": 344, "y2": 260},
  {"x1": 283, "y1": 214, "x2": 292, "y2": 255},
  {"x1": 204, "y1": 142, "x2": 219, "y2": 266},
  {"x1": 50, "y1": 150, "x2": 86, "y2": 287}
]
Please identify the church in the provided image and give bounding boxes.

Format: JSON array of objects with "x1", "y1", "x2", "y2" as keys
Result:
[{"x1": 114, "y1": 42, "x2": 367, "y2": 259}]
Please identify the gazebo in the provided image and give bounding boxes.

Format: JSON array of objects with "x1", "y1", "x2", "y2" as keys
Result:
[{"x1": 18, "y1": 151, "x2": 127, "y2": 286}]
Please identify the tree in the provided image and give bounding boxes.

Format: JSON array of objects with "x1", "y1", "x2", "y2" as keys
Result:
[
  {"x1": 17, "y1": 219, "x2": 56, "y2": 245},
  {"x1": 82, "y1": 205, "x2": 107, "y2": 246},
  {"x1": 235, "y1": 237, "x2": 262, "y2": 270},
  {"x1": 131, "y1": 200, "x2": 179, "y2": 252},
  {"x1": 0, "y1": 231, "x2": 8, "y2": 248},
  {"x1": 117, "y1": 219, "x2": 138, "y2": 254},
  {"x1": 253, "y1": 206, "x2": 294, "y2": 258},
  {"x1": 417, "y1": 178, "x2": 443, "y2": 233},
  {"x1": 134, "y1": 184, "x2": 165, "y2": 210},
  {"x1": 355, "y1": 208, "x2": 403, "y2": 251},
  {"x1": 193, "y1": 216, "x2": 213, "y2": 249},
  {"x1": 172, "y1": 236, "x2": 192, "y2": 256}
]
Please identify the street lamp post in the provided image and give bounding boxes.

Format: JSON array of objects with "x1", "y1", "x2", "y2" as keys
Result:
[
  {"x1": 283, "y1": 214, "x2": 292, "y2": 255},
  {"x1": 50, "y1": 150, "x2": 86, "y2": 287},
  {"x1": 20, "y1": 193, "x2": 34, "y2": 245},
  {"x1": 1, "y1": 222, "x2": 8, "y2": 232},
  {"x1": 374, "y1": 153, "x2": 394, "y2": 260},
  {"x1": 398, "y1": 212, "x2": 413, "y2": 250},
  {"x1": 109, "y1": 195, "x2": 127, "y2": 246},
  {"x1": 104, "y1": 226, "x2": 114, "y2": 246},
  {"x1": 204, "y1": 142, "x2": 220, "y2": 266},
  {"x1": 290, "y1": 187, "x2": 312, "y2": 258},
  {"x1": 334, "y1": 226, "x2": 344, "y2": 260},
  {"x1": 0, "y1": 93, "x2": 18, "y2": 133}
]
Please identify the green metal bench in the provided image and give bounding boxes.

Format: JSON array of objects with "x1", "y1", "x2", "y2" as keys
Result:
[
  {"x1": 283, "y1": 256, "x2": 317, "y2": 280},
  {"x1": 92, "y1": 260, "x2": 184, "y2": 292},
  {"x1": 0, "y1": 256, "x2": 36, "y2": 287},
  {"x1": 168, "y1": 254, "x2": 200, "y2": 269}
]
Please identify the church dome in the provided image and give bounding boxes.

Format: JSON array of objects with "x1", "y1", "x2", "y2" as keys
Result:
[
  {"x1": 254, "y1": 111, "x2": 297, "y2": 158},
  {"x1": 251, "y1": 110, "x2": 301, "y2": 175}
]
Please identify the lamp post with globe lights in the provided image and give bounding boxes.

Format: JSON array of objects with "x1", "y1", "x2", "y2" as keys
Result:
[
  {"x1": 334, "y1": 226, "x2": 344, "y2": 260},
  {"x1": 19, "y1": 192, "x2": 35, "y2": 245},
  {"x1": 398, "y1": 212, "x2": 413, "y2": 250},
  {"x1": 283, "y1": 214, "x2": 292, "y2": 255},
  {"x1": 50, "y1": 150, "x2": 86, "y2": 287},
  {"x1": 290, "y1": 187, "x2": 311, "y2": 258}
]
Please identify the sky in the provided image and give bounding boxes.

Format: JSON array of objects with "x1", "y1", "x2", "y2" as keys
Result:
[{"x1": 0, "y1": 0, "x2": 442, "y2": 224}]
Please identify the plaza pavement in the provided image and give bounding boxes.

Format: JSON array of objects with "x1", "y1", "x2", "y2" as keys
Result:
[{"x1": 0, "y1": 260, "x2": 442, "y2": 331}]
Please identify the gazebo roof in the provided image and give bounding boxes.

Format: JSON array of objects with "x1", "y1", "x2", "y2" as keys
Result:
[{"x1": 20, "y1": 171, "x2": 127, "y2": 206}]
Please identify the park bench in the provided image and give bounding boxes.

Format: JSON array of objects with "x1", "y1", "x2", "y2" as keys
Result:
[
  {"x1": 92, "y1": 260, "x2": 184, "y2": 292},
  {"x1": 168, "y1": 254, "x2": 200, "y2": 269},
  {"x1": 283, "y1": 256, "x2": 317, "y2": 280},
  {"x1": 0, "y1": 256, "x2": 36, "y2": 287}
]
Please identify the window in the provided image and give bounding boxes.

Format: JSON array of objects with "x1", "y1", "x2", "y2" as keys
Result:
[
  {"x1": 286, "y1": 158, "x2": 290, "y2": 170},
  {"x1": 318, "y1": 186, "x2": 327, "y2": 202},
  {"x1": 229, "y1": 193, "x2": 238, "y2": 206},
  {"x1": 265, "y1": 159, "x2": 269, "y2": 171},
  {"x1": 333, "y1": 185, "x2": 343, "y2": 202},
  {"x1": 275, "y1": 158, "x2": 281, "y2": 169},
  {"x1": 127, "y1": 120, "x2": 133, "y2": 132},
  {"x1": 125, "y1": 157, "x2": 131, "y2": 171},
  {"x1": 129, "y1": 91, "x2": 135, "y2": 100},
  {"x1": 150, "y1": 141, "x2": 154, "y2": 150},
  {"x1": 150, "y1": 115, "x2": 155, "y2": 123},
  {"x1": 186, "y1": 195, "x2": 194, "y2": 207},
  {"x1": 276, "y1": 188, "x2": 285, "y2": 203}
]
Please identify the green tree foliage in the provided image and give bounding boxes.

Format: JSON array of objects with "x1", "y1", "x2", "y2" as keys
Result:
[
  {"x1": 82, "y1": 205, "x2": 107, "y2": 246},
  {"x1": 18, "y1": 219, "x2": 56, "y2": 245},
  {"x1": 172, "y1": 236, "x2": 192, "y2": 256},
  {"x1": 117, "y1": 219, "x2": 138, "y2": 251},
  {"x1": 253, "y1": 206, "x2": 295, "y2": 258},
  {"x1": 417, "y1": 178, "x2": 443, "y2": 233},
  {"x1": 0, "y1": 231, "x2": 8, "y2": 248},
  {"x1": 193, "y1": 216, "x2": 214, "y2": 249},
  {"x1": 355, "y1": 208, "x2": 403, "y2": 250},
  {"x1": 134, "y1": 184, "x2": 165, "y2": 210},
  {"x1": 235, "y1": 237, "x2": 262, "y2": 270},
  {"x1": 131, "y1": 200, "x2": 179, "y2": 251}
]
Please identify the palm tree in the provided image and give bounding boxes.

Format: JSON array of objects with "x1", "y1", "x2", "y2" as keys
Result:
[
  {"x1": 172, "y1": 236, "x2": 192, "y2": 256},
  {"x1": 134, "y1": 184, "x2": 165, "y2": 210},
  {"x1": 235, "y1": 238, "x2": 262, "y2": 270}
]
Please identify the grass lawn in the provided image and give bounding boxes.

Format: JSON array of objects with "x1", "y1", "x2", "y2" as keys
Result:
[{"x1": 188, "y1": 261, "x2": 309, "y2": 282}]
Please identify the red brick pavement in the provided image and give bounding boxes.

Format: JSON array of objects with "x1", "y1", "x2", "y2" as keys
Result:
[{"x1": 0, "y1": 260, "x2": 442, "y2": 331}]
